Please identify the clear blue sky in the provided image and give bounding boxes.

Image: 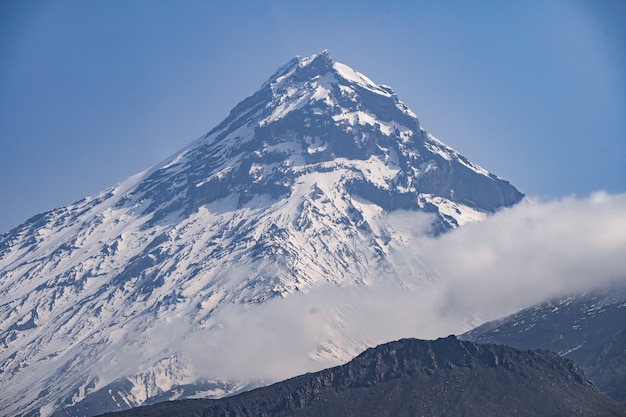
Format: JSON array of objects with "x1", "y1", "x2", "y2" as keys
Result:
[{"x1": 1, "y1": 0, "x2": 625, "y2": 233}]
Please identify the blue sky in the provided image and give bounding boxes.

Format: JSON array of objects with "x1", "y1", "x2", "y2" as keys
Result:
[{"x1": 1, "y1": 0, "x2": 625, "y2": 233}]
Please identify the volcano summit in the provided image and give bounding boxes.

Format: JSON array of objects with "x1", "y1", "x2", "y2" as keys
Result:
[{"x1": 0, "y1": 51, "x2": 522, "y2": 416}]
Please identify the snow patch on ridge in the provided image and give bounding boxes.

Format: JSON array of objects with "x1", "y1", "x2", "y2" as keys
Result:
[
  {"x1": 333, "y1": 61, "x2": 393, "y2": 97},
  {"x1": 424, "y1": 132, "x2": 491, "y2": 177}
]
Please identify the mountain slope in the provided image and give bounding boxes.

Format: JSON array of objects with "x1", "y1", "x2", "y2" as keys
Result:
[
  {"x1": 0, "y1": 51, "x2": 522, "y2": 417},
  {"x1": 462, "y1": 288, "x2": 626, "y2": 402},
  {"x1": 101, "y1": 336, "x2": 626, "y2": 417}
]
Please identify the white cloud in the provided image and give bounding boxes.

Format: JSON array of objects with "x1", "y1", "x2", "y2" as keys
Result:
[
  {"x1": 115, "y1": 192, "x2": 626, "y2": 384},
  {"x1": 422, "y1": 191, "x2": 626, "y2": 323}
]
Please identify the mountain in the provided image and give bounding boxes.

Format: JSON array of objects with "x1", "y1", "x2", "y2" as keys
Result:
[
  {"x1": 101, "y1": 336, "x2": 626, "y2": 417},
  {"x1": 0, "y1": 50, "x2": 523, "y2": 417},
  {"x1": 462, "y1": 287, "x2": 626, "y2": 402}
]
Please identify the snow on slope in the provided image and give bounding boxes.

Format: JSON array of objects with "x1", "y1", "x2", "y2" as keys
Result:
[{"x1": 0, "y1": 50, "x2": 523, "y2": 417}]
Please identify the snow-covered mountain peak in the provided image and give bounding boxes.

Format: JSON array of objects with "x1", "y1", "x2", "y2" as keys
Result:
[
  {"x1": 260, "y1": 50, "x2": 332, "y2": 90},
  {"x1": 264, "y1": 50, "x2": 333, "y2": 85},
  {"x1": 99, "y1": 52, "x2": 501, "y2": 238},
  {"x1": 0, "y1": 52, "x2": 523, "y2": 417},
  {"x1": 262, "y1": 51, "x2": 403, "y2": 121}
]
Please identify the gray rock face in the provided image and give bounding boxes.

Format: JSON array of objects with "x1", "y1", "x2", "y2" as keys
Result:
[{"x1": 100, "y1": 336, "x2": 626, "y2": 417}]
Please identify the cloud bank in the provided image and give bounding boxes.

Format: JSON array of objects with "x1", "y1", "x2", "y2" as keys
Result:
[
  {"x1": 423, "y1": 191, "x2": 626, "y2": 323},
  {"x1": 120, "y1": 192, "x2": 626, "y2": 384}
]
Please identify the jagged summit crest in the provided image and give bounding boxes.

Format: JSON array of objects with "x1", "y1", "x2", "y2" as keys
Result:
[
  {"x1": 262, "y1": 50, "x2": 334, "y2": 88},
  {"x1": 260, "y1": 50, "x2": 396, "y2": 99}
]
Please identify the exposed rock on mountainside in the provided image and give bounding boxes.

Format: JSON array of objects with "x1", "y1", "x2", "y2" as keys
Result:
[
  {"x1": 101, "y1": 336, "x2": 626, "y2": 417},
  {"x1": 463, "y1": 288, "x2": 626, "y2": 402}
]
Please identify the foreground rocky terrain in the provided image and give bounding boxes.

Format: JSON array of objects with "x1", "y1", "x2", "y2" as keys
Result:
[{"x1": 101, "y1": 336, "x2": 626, "y2": 417}]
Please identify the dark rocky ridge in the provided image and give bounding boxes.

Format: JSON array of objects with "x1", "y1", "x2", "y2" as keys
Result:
[{"x1": 100, "y1": 336, "x2": 626, "y2": 417}]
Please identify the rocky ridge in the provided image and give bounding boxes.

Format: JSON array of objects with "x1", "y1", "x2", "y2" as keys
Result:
[{"x1": 101, "y1": 336, "x2": 626, "y2": 417}]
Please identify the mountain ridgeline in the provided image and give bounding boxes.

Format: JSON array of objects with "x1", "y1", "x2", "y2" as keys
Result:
[
  {"x1": 118, "y1": 50, "x2": 521, "y2": 230},
  {"x1": 101, "y1": 337, "x2": 626, "y2": 417},
  {"x1": 0, "y1": 51, "x2": 523, "y2": 417}
]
